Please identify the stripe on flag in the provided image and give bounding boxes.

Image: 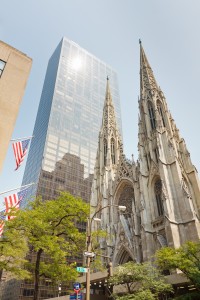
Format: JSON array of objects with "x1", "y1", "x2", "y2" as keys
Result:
[
  {"x1": 4, "y1": 189, "x2": 28, "y2": 220},
  {"x1": 0, "y1": 210, "x2": 6, "y2": 237},
  {"x1": 12, "y1": 139, "x2": 30, "y2": 170},
  {"x1": 0, "y1": 221, "x2": 5, "y2": 237}
]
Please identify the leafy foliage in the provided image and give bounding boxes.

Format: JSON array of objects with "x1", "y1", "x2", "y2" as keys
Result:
[
  {"x1": 0, "y1": 192, "x2": 90, "y2": 300},
  {"x1": 108, "y1": 261, "x2": 172, "y2": 300},
  {"x1": 0, "y1": 220, "x2": 30, "y2": 279},
  {"x1": 115, "y1": 290, "x2": 155, "y2": 300},
  {"x1": 155, "y1": 241, "x2": 200, "y2": 291},
  {"x1": 90, "y1": 228, "x2": 108, "y2": 271}
]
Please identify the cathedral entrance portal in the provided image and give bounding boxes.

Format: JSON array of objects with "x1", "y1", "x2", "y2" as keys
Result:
[
  {"x1": 115, "y1": 246, "x2": 134, "y2": 265},
  {"x1": 112, "y1": 180, "x2": 139, "y2": 265}
]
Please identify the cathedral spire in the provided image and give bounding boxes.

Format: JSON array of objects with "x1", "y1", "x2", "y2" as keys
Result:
[
  {"x1": 105, "y1": 76, "x2": 114, "y2": 108},
  {"x1": 140, "y1": 42, "x2": 159, "y2": 97},
  {"x1": 101, "y1": 76, "x2": 117, "y2": 133},
  {"x1": 99, "y1": 77, "x2": 122, "y2": 168}
]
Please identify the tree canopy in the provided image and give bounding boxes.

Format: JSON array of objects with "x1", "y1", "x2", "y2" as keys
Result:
[
  {"x1": 156, "y1": 241, "x2": 200, "y2": 292},
  {"x1": 0, "y1": 192, "x2": 90, "y2": 300},
  {"x1": 108, "y1": 261, "x2": 172, "y2": 300},
  {"x1": 0, "y1": 220, "x2": 30, "y2": 279}
]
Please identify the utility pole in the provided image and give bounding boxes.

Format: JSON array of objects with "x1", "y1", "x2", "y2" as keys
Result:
[{"x1": 85, "y1": 205, "x2": 126, "y2": 300}]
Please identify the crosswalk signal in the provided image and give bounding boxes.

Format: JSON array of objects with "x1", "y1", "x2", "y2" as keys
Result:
[{"x1": 107, "y1": 262, "x2": 113, "y2": 277}]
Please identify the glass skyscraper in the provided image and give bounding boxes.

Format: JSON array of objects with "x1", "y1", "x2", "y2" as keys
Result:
[{"x1": 22, "y1": 36, "x2": 122, "y2": 205}]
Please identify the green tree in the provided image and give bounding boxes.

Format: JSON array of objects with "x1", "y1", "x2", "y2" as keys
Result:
[
  {"x1": 108, "y1": 261, "x2": 172, "y2": 300},
  {"x1": 0, "y1": 220, "x2": 30, "y2": 280},
  {"x1": 1, "y1": 192, "x2": 90, "y2": 300},
  {"x1": 90, "y1": 228, "x2": 108, "y2": 272},
  {"x1": 155, "y1": 241, "x2": 200, "y2": 293}
]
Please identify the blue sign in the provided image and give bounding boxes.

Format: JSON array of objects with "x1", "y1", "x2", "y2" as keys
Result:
[
  {"x1": 70, "y1": 293, "x2": 83, "y2": 300},
  {"x1": 73, "y1": 282, "x2": 81, "y2": 290}
]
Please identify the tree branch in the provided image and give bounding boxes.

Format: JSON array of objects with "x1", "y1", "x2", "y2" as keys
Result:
[{"x1": 53, "y1": 213, "x2": 82, "y2": 229}]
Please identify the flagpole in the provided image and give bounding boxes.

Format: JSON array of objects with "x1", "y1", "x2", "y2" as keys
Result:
[
  {"x1": 0, "y1": 183, "x2": 35, "y2": 196},
  {"x1": 10, "y1": 136, "x2": 34, "y2": 142}
]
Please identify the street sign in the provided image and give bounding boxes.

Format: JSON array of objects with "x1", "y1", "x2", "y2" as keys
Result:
[
  {"x1": 73, "y1": 282, "x2": 81, "y2": 290},
  {"x1": 84, "y1": 251, "x2": 95, "y2": 257},
  {"x1": 76, "y1": 267, "x2": 88, "y2": 273},
  {"x1": 70, "y1": 293, "x2": 83, "y2": 300}
]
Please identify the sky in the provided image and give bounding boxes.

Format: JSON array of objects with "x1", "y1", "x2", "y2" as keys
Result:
[{"x1": 1, "y1": 0, "x2": 200, "y2": 208}]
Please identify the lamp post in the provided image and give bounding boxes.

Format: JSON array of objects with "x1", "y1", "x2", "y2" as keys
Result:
[{"x1": 85, "y1": 205, "x2": 126, "y2": 300}]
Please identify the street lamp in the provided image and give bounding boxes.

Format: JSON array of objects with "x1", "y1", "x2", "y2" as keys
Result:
[{"x1": 85, "y1": 204, "x2": 126, "y2": 300}]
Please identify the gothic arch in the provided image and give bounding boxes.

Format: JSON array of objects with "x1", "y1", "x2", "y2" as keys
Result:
[
  {"x1": 114, "y1": 179, "x2": 135, "y2": 213},
  {"x1": 114, "y1": 245, "x2": 134, "y2": 266},
  {"x1": 150, "y1": 176, "x2": 164, "y2": 218}
]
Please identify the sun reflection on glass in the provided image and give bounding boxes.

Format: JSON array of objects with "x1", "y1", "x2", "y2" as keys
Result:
[{"x1": 72, "y1": 57, "x2": 82, "y2": 70}]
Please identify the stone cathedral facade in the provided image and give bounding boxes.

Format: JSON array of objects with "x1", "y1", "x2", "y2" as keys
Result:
[{"x1": 90, "y1": 43, "x2": 200, "y2": 267}]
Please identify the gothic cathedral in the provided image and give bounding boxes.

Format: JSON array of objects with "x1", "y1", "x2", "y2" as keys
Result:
[{"x1": 90, "y1": 42, "x2": 200, "y2": 266}]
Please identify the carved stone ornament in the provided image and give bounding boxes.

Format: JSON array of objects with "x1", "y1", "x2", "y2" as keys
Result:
[
  {"x1": 103, "y1": 105, "x2": 117, "y2": 134},
  {"x1": 181, "y1": 178, "x2": 191, "y2": 199},
  {"x1": 142, "y1": 66, "x2": 158, "y2": 92},
  {"x1": 140, "y1": 193, "x2": 145, "y2": 210},
  {"x1": 119, "y1": 232, "x2": 125, "y2": 241},
  {"x1": 115, "y1": 156, "x2": 133, "y2": 184},
  {"x1": 161, "y1": 179, "x2": 168, "y2": 201},
  {"x1": 149, "y1": 163, "x2": 159, "y2": 182}
]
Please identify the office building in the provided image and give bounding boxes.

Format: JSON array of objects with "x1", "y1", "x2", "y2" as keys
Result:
[
  {"x1": 0, "y1": 41, "x2": 32, "y2": 172},
  {"x1": 22, "y1": 37, "x2": 121, "y2": 205}
]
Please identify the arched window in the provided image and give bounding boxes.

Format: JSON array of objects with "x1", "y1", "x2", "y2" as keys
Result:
[
  {"x1": 148, "y1": 102, "x2": 156, "y2": 129},
  {"x1": 154, "y1": 179, "x2": 164, "y2": 216},
  {"x1": 104, "y1": 139, "x2": 107, "y2": 166},
  {"x1": 111, "y1": 138, "x2": 115, "y2": 164},
  {"x1": 157, "y1": 101, "x2": 166, "y2": 127}
]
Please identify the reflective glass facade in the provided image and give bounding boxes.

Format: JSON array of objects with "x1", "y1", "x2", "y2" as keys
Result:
[{"x1": 22, "y1": 37, "x2": 122, "y2": 204}]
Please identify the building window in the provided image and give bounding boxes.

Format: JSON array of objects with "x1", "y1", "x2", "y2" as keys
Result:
[
  {"x1": 157, "y1": 101, "x2": 166, "y2": 127},
  {"x1": 111, "y1": 138, "x2": 115, "y2": 164},
  {"x1": 154, "y1": 179, "x2": 164, "y2": 216},
  {"x1": 104, "y1": 139, "x2": 107, "y2": 166},
  {"x1": 154, "y1": 147, "x2": 159, "y2": 163},
  {"x1": 148, "y1": 101, "x2": 156, "y2": 129},
  {"x1": 0, "y1": 60, "x2": 6, "y2": 77}
]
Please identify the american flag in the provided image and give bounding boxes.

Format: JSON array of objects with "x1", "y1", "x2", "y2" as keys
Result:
[
  {"x1": 12, "y1": 139, "x2": 30, "y2": 170},
  {"x1": 0, "y1": 210, "x2": 6, "y2": 237},
  {"x1": 4, "y1": 189, "x2": 28, "y2": 220},
  {"x1": 0, "y1": 221, "x2": 5, "y2": 237}
]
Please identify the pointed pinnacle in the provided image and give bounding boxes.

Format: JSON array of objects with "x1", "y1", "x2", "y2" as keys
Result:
[{"x1": 140, "y1": 44, "x2": 159, "y2": 91}]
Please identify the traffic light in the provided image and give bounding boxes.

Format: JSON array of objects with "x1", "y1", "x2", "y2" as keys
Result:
[{"x1": 107, "y1": 262, "x2": 113, "y2": 277}]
